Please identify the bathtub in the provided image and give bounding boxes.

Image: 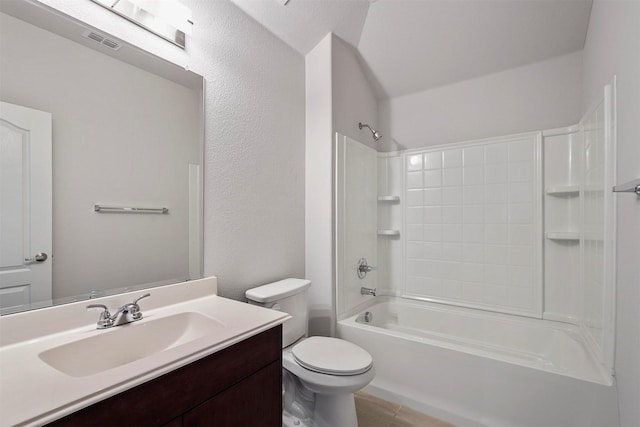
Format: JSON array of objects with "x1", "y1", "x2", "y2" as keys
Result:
[{"x1": 337, "y1": 297, "x2": 619, "y2": 427}]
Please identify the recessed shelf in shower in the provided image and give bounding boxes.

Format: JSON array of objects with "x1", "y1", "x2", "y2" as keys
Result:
[
  {"x1": 377, "y1": 229, "x2": 400, "y2": 236},
  {"x1": 377, "y1": 196, "x2": 400, "y2": 202},
  {"x1": 545, "y1": 185, "x2": 580, "y2": 196},
  {"x1": 545, "y1": 231, "x2": 580, "y2": 241}
]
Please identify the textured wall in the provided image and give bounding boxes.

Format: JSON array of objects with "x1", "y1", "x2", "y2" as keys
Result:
[
  {"x1": 582, "y1": 2, "x2": 640, "y2": 426},
  {"x1": 39, "y1": 0, "x2": 306, "y2": 301},
  {"x1": 191, "y1": 1, "x2": 306, "y2": 301}
]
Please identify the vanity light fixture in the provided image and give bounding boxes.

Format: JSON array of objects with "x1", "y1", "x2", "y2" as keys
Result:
[{"x1": 90, "y1": 0, "x2": 193, "y2": 49}]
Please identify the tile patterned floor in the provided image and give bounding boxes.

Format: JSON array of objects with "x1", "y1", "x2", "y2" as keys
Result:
[{"x1": 355, "y1": 392, "x2": 455, "y2": 427}]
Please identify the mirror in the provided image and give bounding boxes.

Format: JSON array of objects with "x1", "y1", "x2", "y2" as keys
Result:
[{"x1": 0, "y1": 1, "x2": 203, "y2": 315}]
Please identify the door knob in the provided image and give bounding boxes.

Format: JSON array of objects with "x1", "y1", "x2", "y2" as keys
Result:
[{"x1": 25, "y1": 252, "x2": 48, "y2": 263}]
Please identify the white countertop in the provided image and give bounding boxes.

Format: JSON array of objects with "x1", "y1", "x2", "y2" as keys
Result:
[{"x1": 0, "y1": 277, "x2": 289, "y2": 427}]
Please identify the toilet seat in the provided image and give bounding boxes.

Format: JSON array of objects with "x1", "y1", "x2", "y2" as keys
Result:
[
  {"x1": 291, "y1": 337, "x2": 373, "y2": 376},
  {"x1": 282, "y1": 350, "x2": 376, "y2": 395}
]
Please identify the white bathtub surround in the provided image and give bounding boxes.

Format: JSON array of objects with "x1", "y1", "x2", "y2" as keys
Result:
[
  {"x1": 0, "y1": 277, "x2": 290, "y2": 426},
  {"x1": 338, "y1": 298, "x2": 619, "y2": 427},
  {"x1": 335, "y1": 82, "x2": 618, "y2": 426},
  {"x1": 380, "y1": 81, "x2": 614, "y2": 360}
]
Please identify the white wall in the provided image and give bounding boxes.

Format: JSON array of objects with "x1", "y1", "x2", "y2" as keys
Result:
[
  {"x1": 379, "y1": 51, "x2": 583, "y2": 151},
  {"x1": 582, "y1": 2, "x2": 640, "y2": 425},
  {"x1": 37, "y1": 0, "x2": 306, "y2": 301},
  {"x1": 305, "y1": 33, "x2": 333, "y2": 336},
  {"x1": 0, "y1": 13, "x2": 198, "y2": 299},
  {"x1": 332, "y1": 35, "x2": 378, "y2": 149}
]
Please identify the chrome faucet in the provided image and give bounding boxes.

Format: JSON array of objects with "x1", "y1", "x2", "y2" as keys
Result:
[
  {"x1": 87, "y1": 293, "x2": 150, "y2": 329},
  {"x1": 360, "y1": 287, "x2": 376, "y2": 296}
]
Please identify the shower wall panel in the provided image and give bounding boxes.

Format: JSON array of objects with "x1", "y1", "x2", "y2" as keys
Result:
[
  {"x1": 335, "y1": 134, "x2": 378, "y2": 317},
  {"x1": 581, "y1": 83, "x2": 616, "y2": 375},
  {"x1": 403, "y1": 133, "x2": 543, "y2": 317}
]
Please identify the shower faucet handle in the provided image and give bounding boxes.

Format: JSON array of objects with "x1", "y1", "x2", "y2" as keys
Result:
[{"x1": 357, "y1": 258, "x2": 376, "y2": 279}]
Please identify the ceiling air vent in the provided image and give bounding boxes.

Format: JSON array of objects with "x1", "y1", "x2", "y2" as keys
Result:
[
  {"x1": 82, "y1": 30, "x2": 122, "y2": 51},
  {"x1": 87, "y1": 32, "x2": 104, "y2": 43},
  {"x1": 101, "y1": 39, "x2": 120, "y2": 49}
]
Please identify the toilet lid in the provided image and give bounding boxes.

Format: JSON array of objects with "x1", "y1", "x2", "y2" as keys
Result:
[{"x1": 291, "y1": 337, "x2": 373, "y2": 376}]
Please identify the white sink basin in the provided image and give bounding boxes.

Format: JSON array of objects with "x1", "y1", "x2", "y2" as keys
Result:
[{"x1": 39, "y1": 312, "x2": 224, "y2": 377}]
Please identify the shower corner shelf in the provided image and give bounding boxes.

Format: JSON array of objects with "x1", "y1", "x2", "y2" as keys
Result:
[
  {"x1": 545, "y1": 231, "x2": 580, "y2": 241},
  {"x1": 377, "y1": 195, "x2": 400, "y2": 202},
  {"x1": 545, "y1": 185, "x2": 580, "y2": 196},
  {"x1": 377, "y1": 229, "x2": 400, "y2": 236}
]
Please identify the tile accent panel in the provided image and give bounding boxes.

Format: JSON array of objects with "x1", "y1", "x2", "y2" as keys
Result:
[{"x1": 403, "y1": 134, "x2": 542, "y2": 317}]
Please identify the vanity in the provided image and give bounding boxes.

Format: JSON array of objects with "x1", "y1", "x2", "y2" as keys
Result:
[
  {"x1": 48, "y1": 327, "x2": 282, "y2": 427},
  {"x1": 0, "y1": 277, "x2": 290, "y2": 426}
]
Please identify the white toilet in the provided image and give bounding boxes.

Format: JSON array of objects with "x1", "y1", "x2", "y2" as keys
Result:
[{"x1": 246, "y1": 278, "x2": 375, "y2": 427}]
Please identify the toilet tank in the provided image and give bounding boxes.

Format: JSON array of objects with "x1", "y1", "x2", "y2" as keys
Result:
[{"x1": 245, "y1": 278, "x2": 311, "y2": 348}]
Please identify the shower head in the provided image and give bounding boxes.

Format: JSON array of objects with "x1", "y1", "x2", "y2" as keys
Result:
[{"x1": 359, "y1": 122, "x2": 383, "y2": 142}]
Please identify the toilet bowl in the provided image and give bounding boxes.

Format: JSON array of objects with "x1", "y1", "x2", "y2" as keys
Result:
[
  {"x1": 283, "y1": 337, "x2": 375, "y2": 427},
  {"x1": 245, "y1": 279, "x2": 374, "y2": 427}
]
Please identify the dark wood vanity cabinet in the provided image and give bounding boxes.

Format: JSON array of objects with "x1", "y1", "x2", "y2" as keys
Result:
[{"x1": 47, "y1": 326, "x2": 282, "y2": 427}]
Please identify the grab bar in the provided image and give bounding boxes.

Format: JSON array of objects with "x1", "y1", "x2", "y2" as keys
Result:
[
  {"x1": 94, "y1": 204, "x2": 169, "y2": 214},
  {"x1": 612, "y1": 178, "x2": 640, "y2": 196}
]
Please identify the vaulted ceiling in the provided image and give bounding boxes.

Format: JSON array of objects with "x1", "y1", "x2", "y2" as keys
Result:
[{"x1": 230, "y1": 0, "x2": 593, "y2": 99}]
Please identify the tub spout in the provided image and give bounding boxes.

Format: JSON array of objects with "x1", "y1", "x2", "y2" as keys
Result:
[{"x1": 361, "y1": 287, "x2": 376, "y2": 296}]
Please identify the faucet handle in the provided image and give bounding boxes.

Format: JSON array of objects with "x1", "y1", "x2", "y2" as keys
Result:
[
  {"x1": 87, "y1": 303, "x2": 110, "y2": 315},
  {"x1": 357, "y1": 258, "x2": 377, "y2": 279},
  {"x1": 87, "y1": 304, "x2": 113, "y2": 328},
  {"x1": 133, "y1": 293, "x2": 151, "y2": 306},
  {"x1": 129, "y1": 293, "x2": 151, "y2": 320}
]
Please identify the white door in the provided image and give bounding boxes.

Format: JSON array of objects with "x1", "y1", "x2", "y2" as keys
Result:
[{"x1": 0, "y1": 101, "x2": 52, "y2": 311}]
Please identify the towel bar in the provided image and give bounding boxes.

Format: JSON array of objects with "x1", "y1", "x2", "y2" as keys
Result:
[{"x1": 94, "y1": 205, "x2": 169, "y2": 214}]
